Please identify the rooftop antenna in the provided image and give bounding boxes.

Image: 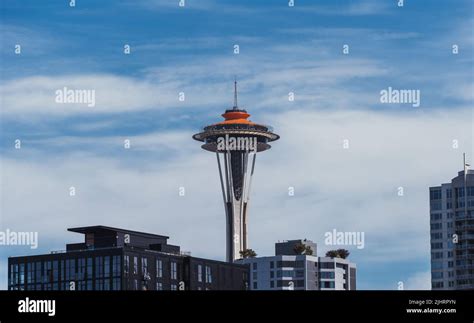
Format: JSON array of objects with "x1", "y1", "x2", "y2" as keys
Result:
[{"x1": 233, "y1": 77, "x2": 238, "y2": 110}]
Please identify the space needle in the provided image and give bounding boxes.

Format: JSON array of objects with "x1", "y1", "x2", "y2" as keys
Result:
[{"x1": 193, "y1": 82, "x2": 279, "y2": 262}]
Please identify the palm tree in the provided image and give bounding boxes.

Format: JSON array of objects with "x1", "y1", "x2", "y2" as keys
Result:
[
  {"x1": 336, "y1": 249, "x2": 350, "y2": 259},
  {"x1": 325, "y1": 249, "x2": 350, "y2": 259},
  {"x1": 239, "y1": 249, "x2": 257, "y2": 258},
  {"x1": 293, "y1": 242, "x2": 314, "y2": 255},
  {"x1": 325, "y1": 250, "x2": 339, "y2": 258},
  {"x1": 304, "y1": 245, "x2": 314, "y2": 255},
  {"x1": 293, "y1": 242, "x2": 306, "y2": 254}
]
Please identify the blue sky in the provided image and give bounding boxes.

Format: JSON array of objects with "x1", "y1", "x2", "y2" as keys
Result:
[{"x1": 0, "y1": 0, "x2": 473, "y2": 290}]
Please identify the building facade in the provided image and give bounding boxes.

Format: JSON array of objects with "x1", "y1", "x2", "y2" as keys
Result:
[
  {"x1": 8, "y1": 226, "x2": 249, "y2": 291},
  {"x1": 237, "y1": 240, "x2": 356, "y2": 290},
  {"x1": 430, "y1": 168, "x2": 474, "y2": 290}
]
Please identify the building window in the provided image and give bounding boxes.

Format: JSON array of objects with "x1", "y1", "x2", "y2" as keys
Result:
[
  {"x1": 112, "y1": 256, "x2": 121, "y2": 277},
  {"x1": 430, "y1": 201, "x2": 442, "y2": 211},
  {"x1": 156, "y1": 259, "x2": 163, "y2": 278},
  {"x1": 430, "y1": 223, "x2": 442, "y2": 230},
  {"x1": 270, "y1": 271, "x2": 274, "y2": 278},
  {"x1": 27, "y1": 263, "x2": 34, "y2": 284},
  {"x1": 321, "y1": 281, "x2": 335, "y2": 288},
  {"x1": 448, "y1": 281, "x2": 455, "y2": 287},
  {"x1": 44, "y1": 261, "x2": 51, "y2": 284},
  {"x1": 432, "y1": 281, "x2": 444, "y2": 288},
  {"x1": 431, "y1": 242, "x2": 443, "y2": 249},
  {"x1": 156, "y1": 282, "x2": 163, "y2": 290},
  {"x1": 65, "y1": 259, "x2": 75, "y2": 281},
  {"x1": 430, "y1": 189, "x2": 442, "y2": 200},
  {"x1": 467, "y1": 186, "x2": 474, "y2": 196},
  {"x1": 35, "y1": 262, "x2": 41, "y2": 286},
  {"x1": 141, "y1": 257, "x2": 148, "y2": 276},
  {"x1": 431, "y1": 232, "x2": 443, "y2": 240},
  {"x1": 77, "y1": 258, "x2": 86, "y2": 280},
  {"x1": 197, "y1": 265, "x2": 203, "y2": 282},
  {"x1": 252, "y1": 263, "x2": 257, "y2": 270},
  {"x1": 86, "y1": 258, "x2": 92, "y2": 281},
  {"x1": 18, "y1": 263, "x2": 25, "y2": 286},
  {"x1": 171, "y1": 262, "x2": 177, "y2": 280},
  {"x1": 133, "y1": 257, "x2": 138, "y2": 274},
  {"x1": 277, "y1": 270, "x2": 297, "y2": 278},
  {"x1": 171, "y1": 284, "x2": 177, "y2": 291},
  {"x1": 270, "y1": 281, "x2": 274, "y2": 288},
  {"x1": 432, "y1": 272, "x2": 443, "y2": 279},
  {"x1": 431, "y1": 261, "x2": 443, "y2": 270},
  {"x1": 456, "y1": 200, "x2": 465, "y2": 208},
  {"x1": 96, "y1": 279, "x2": 103, "y2": 291},
  {"x1": 112, "y1": 278, "x2": 121, "y2": 290},
  {"x1": 104, "y1": 256, "x2": 110, "y2": 278},
  {"x1": 446, "y1": 189, "x2": 452, "y2": 199},
  {"x1": 253, "y1": 281, "x2": 257, "y2": 289},
  {"x1": 320, "y1": 262, "x2": 335, "y2": 269},
  {"x1": 124, "y1": 256, "x2": 129, "y2": 274},
  {"x1": 270, "y1": 262, "x2": 274, "y2": 269},
  {"x1": 96, "y1": 256, "x2": 103, "y2": 278},
  {"x1": 455, "y1": 187, "x2": 464, "y2": 198},
  {"x1": 205, "y1": 266, "x2": 212, "y2": 283},
  {"x1": 85, "y1": 280, "x2": 92, "y2": 290},
  {"x1": 133, "y1": 279, "x2": 138, "y2": 290},
  {"x1": 431, "y1": 252, "x2": 443, "y2": 259}
]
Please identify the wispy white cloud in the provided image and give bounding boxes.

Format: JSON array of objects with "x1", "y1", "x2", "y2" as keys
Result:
[
  {"x1": 404, "y1": 271, "x2": 431, "y2": 290},
  {"x1": 292, "y1": 0, "x2": 391, "y2": 16}
]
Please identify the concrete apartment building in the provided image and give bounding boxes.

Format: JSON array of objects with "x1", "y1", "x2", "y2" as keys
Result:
[
  {"x1": 237, "y1": 239, "x2": 356, "y2": 290},
  {"x1": 430, "y1": 166, "x2": 474, "y2": 290}
]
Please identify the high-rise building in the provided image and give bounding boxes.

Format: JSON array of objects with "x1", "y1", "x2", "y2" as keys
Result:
[
  {"x1": 8, "y1": 226, "x2": 249, "y2": 291},
  {"x1": 237, "y1": 240, "x2": 356, "y2": 290},
  {"x1": 193, "y1": 82, "x2": 279, "y2": 262},
  {"x1": 430, "y1": 157, "x2": 474, "y2": 290}
]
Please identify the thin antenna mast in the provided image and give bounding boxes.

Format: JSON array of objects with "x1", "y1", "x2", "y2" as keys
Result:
[{"x1": 233, "y1": 77, "x2": 238, "y2": 109}]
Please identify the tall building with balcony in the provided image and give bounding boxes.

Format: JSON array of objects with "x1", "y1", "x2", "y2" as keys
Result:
[
  {"x1": 8, "y1": 226, "x2": 249, "y2": 291},
  {"x1": 430, "y1": 165, "x2": 474, "y2": 290},
  {"x1": 237, "y1": 239, "x2": 356, "y2": 290}
]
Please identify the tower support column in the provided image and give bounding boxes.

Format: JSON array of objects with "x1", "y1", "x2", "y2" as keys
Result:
[{"x1": 216, "y1": 150, "x2": 255, "y2": 262}]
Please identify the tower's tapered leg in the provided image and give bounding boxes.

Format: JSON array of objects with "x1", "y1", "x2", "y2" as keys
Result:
[{"x1": 216, "y1": 150, "x2": 256, "y2": 262}]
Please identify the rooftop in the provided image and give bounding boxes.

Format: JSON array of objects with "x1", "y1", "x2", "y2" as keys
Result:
[{"x1": 68, "y1": 225, "x2": 169, "y2": 239}]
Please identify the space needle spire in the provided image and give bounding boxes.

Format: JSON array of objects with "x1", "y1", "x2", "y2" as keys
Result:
[
  {"x1": 193, "y1": 81, "x2": 279, "y2": 262},
  {"x1": 233, "y1": 78, "x2": 238, "y2": 109}
]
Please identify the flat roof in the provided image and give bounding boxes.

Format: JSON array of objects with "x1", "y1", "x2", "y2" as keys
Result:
[{"x1": 67, "y1": 225, "x2": 169, "y2": 239}]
